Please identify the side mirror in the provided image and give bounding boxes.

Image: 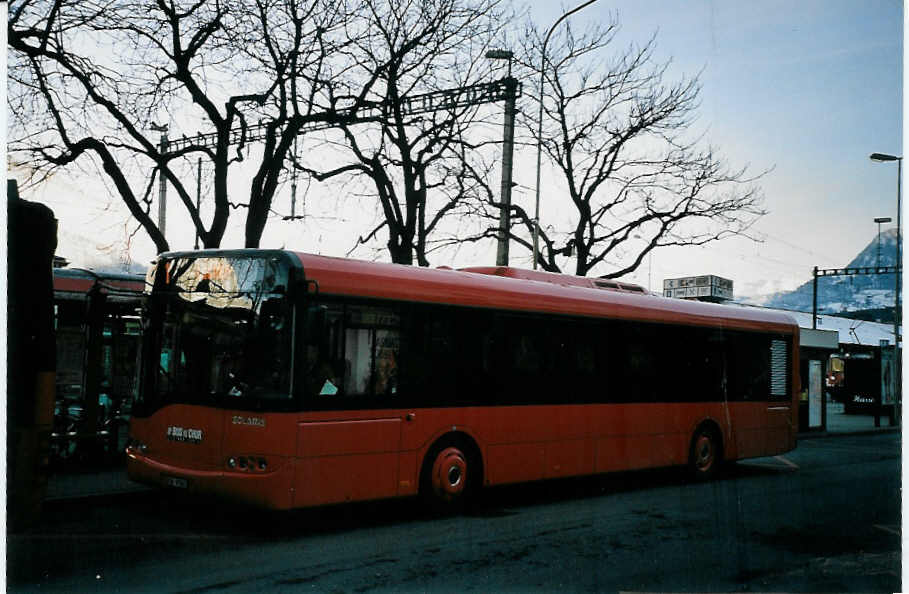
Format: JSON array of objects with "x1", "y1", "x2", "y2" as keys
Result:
[{"x1": 305, "y1": 305, "x2": 327, "y2": 345}]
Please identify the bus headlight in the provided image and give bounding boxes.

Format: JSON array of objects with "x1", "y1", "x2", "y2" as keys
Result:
[
  {"x1": 125, "y1": 438, "x2": 148, "y2": 454},
  {"x1": 226, "y1": 455, "x2": 269, "y2": 472}
]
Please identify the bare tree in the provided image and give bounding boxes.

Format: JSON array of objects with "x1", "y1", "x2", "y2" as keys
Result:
[
  {"x1": 296, "y1": 0, "x2": 509, "y2": 266},
  {"x1": 467, "y1": 17, "x2": 766, "y2": 276},
  {"x1": 8, "y1": 0, "x2": 352, "y2": 252}
]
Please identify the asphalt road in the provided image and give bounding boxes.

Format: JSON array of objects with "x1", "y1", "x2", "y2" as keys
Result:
[{"x1": 9, "y1": 432, "x2": 900, "y2": 592}]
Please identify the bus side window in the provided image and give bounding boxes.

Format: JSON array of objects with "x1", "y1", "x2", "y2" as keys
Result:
[
  {"x1": 703, "y1": 330, "x2": 727, "y2": 401},
  {"x1": 621, "y1": 324, "x2": 658, "y2": 403},
  {"x1": 500, "y1": 315, "x2": 551, "y2": 404},
  {"x1": 451, "y1": 309, "x2": 498, "y2": 405},
  {"x1": 668, "y1": 325, "x2": 716, "y2": 403},
  {"x1": 342, "y1": 306, "x2": 400, "y2": 400},
  {"x1": 374, "y1": 329, "x2": 399, "y2": 396},
  {"x1": 729, "y1": 333, "x2": 770, "y2": 401},
  {"x1": 399, "y1": 306, "x2": 455, "y2": 406},
  {"x1": 344, "y1": 326, "x2": 372, "y2": 395},
  {"x1": 560, "y1": 322, "x2": 600, "y2": 403},
  {"x1": 304, "y1": 304, "x2": 344, "y2": 399}
]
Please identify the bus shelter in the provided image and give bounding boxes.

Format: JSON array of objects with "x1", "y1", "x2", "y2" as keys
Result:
[
  {"x1": 783, "y1": 311, "x2": 899, "y2": 430},
  {"x1": 798, "y1": 328, "x2": 839, "y2": 431}
]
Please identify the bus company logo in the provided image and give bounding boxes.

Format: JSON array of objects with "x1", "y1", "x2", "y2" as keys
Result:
[
  {"x1": 166, "y1": 426, "x2": 203, "y2": 444},
  {"x1": 232, "y1": 415, "x2": 266, "y2": 428}
]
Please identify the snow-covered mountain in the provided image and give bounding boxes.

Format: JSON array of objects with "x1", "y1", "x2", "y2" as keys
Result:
[{"x1": 744, "y1": 229, "x2": 900, "y2": 315}]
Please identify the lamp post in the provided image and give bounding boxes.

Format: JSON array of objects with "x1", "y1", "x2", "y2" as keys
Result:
[
  {"x1": 486, "y1": 49, "x2": 516, "y2": 267},
  {"x1": 532, "y1": 0, "x2": 599, "y2": 270},
  {"x1": 874, "y1": 216, "x2": 892, "y2": 268},
  {"x1": 870, "y1": 152, "x2": 901, "y2": 426}
]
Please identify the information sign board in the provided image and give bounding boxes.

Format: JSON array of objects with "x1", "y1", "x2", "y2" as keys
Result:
[{"x1": 663, "y1": 275, "x2": 733, "y2": 301}]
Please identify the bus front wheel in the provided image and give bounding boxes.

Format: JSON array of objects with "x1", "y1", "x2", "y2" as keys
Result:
[
  {"x1": 688, "y1": 425, "x2": 722, "y2": 481},
  {"x1": 420, "y1": 438, "x2": 478, "y2": 513}
]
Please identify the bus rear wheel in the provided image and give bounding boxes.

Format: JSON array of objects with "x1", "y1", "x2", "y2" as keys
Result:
[
  {"x1": 420, "y1": 439, "x2": 477, "y2": 513},
  {"x1": 689, "y1": 426, "x2": 722, "y2": 481}
]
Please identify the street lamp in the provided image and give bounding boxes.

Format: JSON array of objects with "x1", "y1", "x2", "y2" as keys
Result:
[
  {"x1": 873, "y1": 216, "x2": 892, "y2": 268},
  {"x1": 532, "y1": 0, "x2": 599, "y2": 269},
  {"x1": 485, "y1": 50, "x2": 514, "y2": 73},
  {"x1": 486, "y1": 49, "x2": 516, "y2": 266},
  {"x1": 633, "y1": 233, "x2": 654, "y2": 292},
  {"x1": 870, "y1": 152, "x2": 901, "y2": 427}
]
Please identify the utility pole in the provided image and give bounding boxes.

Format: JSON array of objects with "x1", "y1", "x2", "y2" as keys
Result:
[
  {"x1": 496, "y1": 78, "x2": 517, "y2": 266},
  {"x1": 812, "y1": 266, "x2": 818, "y2": 329},
  {"x1": 813, "y1": 265, "x2": 900, "y2": 326},
  {"x1": 812, "y1": 264, "x2": 901, "y2": 427},
  {"x1": 291, "y1": 137, "x2": 298, "y2": 219},
  {"x1": 151, "y1": 123, "x2": 169, "y2": 242},
  {"x1": 893, "y1": 159, "x2": 901, "y2": 428},
  {"x1": 195, "y1": 158, "x2": 202, "y2": 250},
  {"x1": 485, "y1": 49, "x2": 517, "y2": 267},
  {"x1": 874, "y1": 217, "x2": 892, "y2": 267}
]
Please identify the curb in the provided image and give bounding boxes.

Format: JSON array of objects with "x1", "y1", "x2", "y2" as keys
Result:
[
  {"x1": 44, "y1": 485, "x2": 152, "y2": 504},
  {"x1": 798, "y1": 426, "x2": 900, "y2": 440}
]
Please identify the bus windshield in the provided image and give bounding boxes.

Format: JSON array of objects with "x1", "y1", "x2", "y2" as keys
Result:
[{"x1": 139, "y1": 255, "x2": 294, "y2": 413}]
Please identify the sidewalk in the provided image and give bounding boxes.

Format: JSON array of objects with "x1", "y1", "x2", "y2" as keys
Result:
[
  {"x1": 800, "y1": 401, "x2": 901, "y2": 439},
  {"x1": 44, "y1": 463, "x2": 148, "y2": 501}
]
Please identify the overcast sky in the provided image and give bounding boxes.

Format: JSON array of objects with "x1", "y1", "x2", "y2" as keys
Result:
[{"x1": 12, "y1": 0, "x2": 904, "y2": 300}]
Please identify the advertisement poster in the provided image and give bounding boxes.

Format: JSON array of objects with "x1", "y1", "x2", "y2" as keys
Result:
[{"x1": 809, "y1": 360, "x2": 822, "y2": 428}]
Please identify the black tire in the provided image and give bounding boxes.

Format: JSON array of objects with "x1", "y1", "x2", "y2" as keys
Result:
[{"x1": 688, "y1": 425, "x2": 722, "y2": 481}]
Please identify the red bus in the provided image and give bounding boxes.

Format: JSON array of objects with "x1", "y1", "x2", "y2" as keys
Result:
[
  {"x1": 127, "y1": 249, "x2": 799, "y2": 510},
  {"x1": 52, "y1": 268, "x2": 145, "y2": 465}
]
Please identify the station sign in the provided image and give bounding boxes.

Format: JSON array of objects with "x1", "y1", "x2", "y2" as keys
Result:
[{"x1": 663, "y1": 275, "x2": 733, "y2": 301}]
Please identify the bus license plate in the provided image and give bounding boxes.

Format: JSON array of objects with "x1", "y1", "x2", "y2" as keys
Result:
[{"x1": 163, "y1": 475, "x2": 189, "y2": 489}]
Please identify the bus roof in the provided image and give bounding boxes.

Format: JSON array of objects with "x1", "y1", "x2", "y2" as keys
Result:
[
  {"x1": 290, "y1": 252, "x2": 798, "y2": 335},
  {"x1": 53, "y1": 268, "x2": 145, "y2": 294},
  {"x1": 154, "y1": 249, "x2": 797, "y2": 334},
  {"x1": 460, "y1": 266, "x2": 648, "y2": 294}
]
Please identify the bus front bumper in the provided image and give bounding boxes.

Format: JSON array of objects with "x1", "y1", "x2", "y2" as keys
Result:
[{"x1": 126, "y1": 448, "x2": 294, "y2": 510}]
